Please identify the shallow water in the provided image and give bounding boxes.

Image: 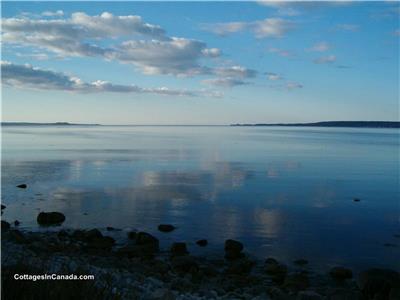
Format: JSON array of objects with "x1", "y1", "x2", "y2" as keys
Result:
[{"x1": 1, "y1": 125, "x2": 399, "y2": 271}]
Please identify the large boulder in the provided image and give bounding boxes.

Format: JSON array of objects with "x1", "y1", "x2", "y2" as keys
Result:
[
  {"x1": 224, "y1": 239, "x2": 244, "y2": 260},
  {"x1": 135, "y1": 232, "x2": 159, "y2": 252},
  {"x1": 196, "y1": 239, "x2": 208, "y2": 247},
  {"x1": 16, "y1": 184, "x2": 27, "y2": 189},
  {"x1": 358, "y1": 268, "x2": 400, "y2": 300},
  {"x1": 37, "y1": 212, "x2": 65, "y2": 225}
]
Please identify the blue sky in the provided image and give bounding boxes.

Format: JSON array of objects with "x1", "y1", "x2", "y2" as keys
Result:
[{"x1": 2, "y1": 1, "x2": 399, "y2": 124}]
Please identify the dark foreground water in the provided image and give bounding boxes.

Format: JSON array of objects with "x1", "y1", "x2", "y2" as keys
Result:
[{"x1": 1, "y1": 125, "x2": 399, "y2": 271}]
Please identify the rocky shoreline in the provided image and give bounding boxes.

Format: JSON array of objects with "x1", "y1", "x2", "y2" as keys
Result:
[{"x1": 1, "y1": 213, "x2": 399, "y2": 300}]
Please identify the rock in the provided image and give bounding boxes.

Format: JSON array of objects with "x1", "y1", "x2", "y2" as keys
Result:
[
  {"x1": 196, "y1": 239, "x2": 208, "y2": 247},
  {"x1": 267, "y1": 287, "x2": 292, "y2": 300},
  {"x1": 14, "y1": 220, "x2": 20, "y2": 226},
  {"x1": 116, "y1": 244, "x2": 156, "y2": 258},
  {"x1": 106, "y1": 226, "x2": 121, "y2": 231},
  {"x1": 1, "y1": 204, "x2": 6, "y2": 209},
  {"x1": 328, "y1": 288, "x2": 363, "y2": 300},
  {"x1": 264, "y1": 258, "x2": 288, "y2": 283},
  {"x1": 293, "y1": 259, "x2": 308, "y2": 266},
  {"x1": 57, "y1": 230, "x2": 70, "y2": 238},
  {"x1": 84, "y1": 229, "x2": 103, "y2": 240},
  {"x1": 16, "y1": 184, "x2": 27, "y2": 189},
  {"x1": 170, "y1": 242, "x2": 188, "y2": 256},
  {"x1": 353, "y1": 198, "x2": 360, "y2": 202},
  {"x1": 283, "y1": 272, "x2": 310, "y2": 291},
  {"x1": 297, "y1": 291, "x2": 323, "y2": 300},
  {"x1": 389, "y1": 288, "x2": 400, "y2": 300},
  {"x1": 171, "y1": 256, "x2": 199, "y2": 273},
  {"x1": 383, "y1": 243, "x2": 397, "y2": 247},
  {"x1": 158, "y1": 224, "x2": 176, "y2": 232},
  {"x1": 1, "y1": 220, "x2": 11, "y2": 231},
  {"x1": 128, "y1": 231, "x2": 137, "y2": 240},
  {"x1": 9, "y1": 229, "x2": 27, "y2": 244},
  {"x1": 72, "y1": 229, "x2": 85, "y2": 239},
  {"x1": 225, "y1": 239, "x2": 244, "y2": 260},
  {"x1": 329, "y1": 267, "x2": 353, "y2": 280},
  {"x1": 136, "y1": 232, "x2": 159, "y2": 252},
  {"x1": 37, "y1": 212, "x2": 65, "y2": 225},
  {"x1": 87, "y1": 236, "x2": 115, "y2": 250},
  {"x1": 358, "y1": 268, "x2": 400, "y2": 300},
  {"x1": 225, "y1": 258, "x2": 255, "y2": 275}
]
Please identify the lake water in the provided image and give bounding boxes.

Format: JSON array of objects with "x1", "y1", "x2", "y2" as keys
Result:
[{"x1": 1, "y1": 125, "x2": 399, "y2": 271}]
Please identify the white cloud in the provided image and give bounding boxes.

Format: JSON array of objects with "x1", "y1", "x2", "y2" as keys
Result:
[
  {"x1": 286, "y1": 82, "x2": 303, "y2": 90},
  {"x1": 202, "y1": 77, "x2": 249, "y2": 88},
  {"x1": 2, "y1": 12, "x2": 225, "y2": 77},
  {"x1": 213, "y1": 66, "x2": 257, "y2": 79},
  {"x1": 266, "y1": 72, "x2": 282, "y2": 81},
  {"x1": 268, "y1": 47, "x2": 293, "y2": 57},
  {"x1": 314, "y1": 55, "x2": 337, "y2": 64},
  {"x1": 1, "y1": 61, "x2": 220, "y2": 97},
  {"x1": 42, "y1": 10, "x2": 64, "y2": 17},
  {"x1": 202, "y1": 18, "x2": 296, "y2": 38},
  {"x1": 335, "y1": 23, "x2": 360, "y2": 32},
  {"x1": 308, "y1": 41, "x2": 330, "y2": 52}
]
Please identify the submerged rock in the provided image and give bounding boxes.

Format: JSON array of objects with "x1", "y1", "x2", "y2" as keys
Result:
[
  {"x1": 1, "y1": 204, "x2": 6, "y2": 210},
  {"x1": 329, "y1": 266, "x2": 353, "y2": 280},
  {"x1": 196, "y1": 239, "x2": 208, "y2": 247},
  {"x1": 16, "y1": 184, "x2": 27, "y2": 189},
  {"x1": 358, "y1": 268, "x2": 400, "y2": 300},
  {"x1": 353, "y1": 198, "x2": 361, "y2": 202},
  {"x1": 170, "y1": 242, "x2": 188, "y2": 256},
  {"x1": 37, "y1": 212, "x2": 65, "y2": 225},
  {"x1": 14, "y1": 220, "x2": 20, "y2": 226},
  {"x1": 158, "y1": 224, "x2": 176, "y2": 233}
]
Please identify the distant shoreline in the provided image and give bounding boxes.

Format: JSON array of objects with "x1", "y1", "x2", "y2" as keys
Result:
[
  {"x1": 1, "y1": 121, "x2": 399, "y2": 128},
  {"x1": 231, "y1": 121, "x2": 400, "y2": 129}
]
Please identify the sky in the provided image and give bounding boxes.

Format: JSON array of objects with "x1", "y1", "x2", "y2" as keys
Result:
[{"x1": 1, "y1": 1, "x2": 399, "y2": 125}]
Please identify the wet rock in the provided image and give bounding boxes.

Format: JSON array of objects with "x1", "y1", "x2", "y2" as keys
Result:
[
  {"x1": 358, "y1": 268, "x2": 400, "y2": 300},
  {"x1": 293, "y1": 259, "x2": 308, "y2": 266},
  {"x1": 225, "y1": 258, "x2": 255, "y2": 275},
  {"x1": 1, "y1": 220, "x2": 11, "y2": 231},
  {"x1": 328, "y1": 288, "x2": 363, "y2": 300},
  {"x1": 265, "y1": 258, "x2": 288, "y2": 283},
  {"x1": 16, "y1": 184, "x2": 27, "y2": 189},
  {"x1": 9, "y1": 229, "x2": 27, "y2": 244},
  {"x1": 170, "y1": 242, "x2": 188, "y2": 256},
  {"x1": 72, "y1": 229, "x2": 85, "y2": 239},
  {"x1": 329, "y1": 267, "x2": 353, "y2": 280},
  {"x1": 1, "y1": 204, "x2": 6, "y2": 210},
  {"x1": 84, "y1": 229, "x2": 103, "y2": 240},
  {"x1": 106, "y1": 226, "x2": 121, "y2": 231},
  {"x1": 87, "y1": 236, "x2": 115, "y2": 250},
  {"x1": 127, "y1": 231, "x2": 137, "y2": 240},
  {"x1": 267, "y1": 287, "x2": 292, "y2": 300},
  {"x1": 353, "y1": 198, "x2": 360, "y2": 202},
  {"x1": 196, "y1": 239, "x2": 208, "y2": 247},
  {"x1": 171, "y1": 255, "x2": 199, "y2": 273},
  {"x1": 57, "y1": 230, "x2": 70, "y2": 239},
  {"x1": 14, "y1": 220, "x2": 20, "y2": 226},
  {"x1": 283, "y1": 272, "x2": 310, "y2": 291},
  {"x1": 389, "y1": 287, "x2": 400, "y2": 300},
  {"x1": 37, "y1": 212, "x2": 65, "y2": 225},
  {"x1": 158, "y1": 224, "x2": 176, "y2": 232},
  {"x1": 297, "y1": 291, "x2": 323, "y2": 300},
  {"x1": 225, "y1": 239, "x2": 244, "y2": 260},
  {"x1": 136, "y1": 232, "x2": 159, "y2": 252}
]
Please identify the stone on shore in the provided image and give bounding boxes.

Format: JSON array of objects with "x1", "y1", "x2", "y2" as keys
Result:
[
  {"x1": 135, "y1": 232, "x2": 159, "y2": 252},
  {"x1": 14, "y1": 220, "x2": 20, "y2": 226},
  {"x1": 170, "y1": 242, "x2": 188, "y2": 256},
  {"x1": 1, "y1": 220, "x2": 11, "y2": 231},
  {"x1": 283, "y1": 272, "x2": 310, "y2": 291},
  {"x1": 37, "y1": 212, "x2": 65, "y2": 225},
  {"x1": 158, "y1": 224, "x2": 176, "y2": 232},
  {"x1": 128, "y1": 231, "x2": 137, "y2": 240},
  {"x1": 16, "y1": 184, "x2": 27, "y2": 189},
  {"x1": 293, "y1": 259, "x2": 308, "y2": 266},
  {"x1": 171, "y1": 256, "x2": 199, "y2": 273},
  {"x1": 297, "y1": 291, "x2": 323, "y2": 300},
  {"x1": 329, "y1": 266, "x2": 353, "y2": 280},
  {"x1": 224, "y1": 239, "x2": 244, "y2": 260},
  {"x1": 196, "y1": 239, "x2": 208, "y2": 247},
  {"x1": 358, "y1": 268, "x2": 400, "y2": 300},
  {"x1": 225, "y1": 258, "x2": 255, "y2": 275},
  {"x1": 264, "y1": 258, "x2": 288, "y2": 283}
]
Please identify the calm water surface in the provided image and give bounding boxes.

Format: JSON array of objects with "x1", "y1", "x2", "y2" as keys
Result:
[{"x1": 1, "y1": 126, "x2": 399, "y2": 271}]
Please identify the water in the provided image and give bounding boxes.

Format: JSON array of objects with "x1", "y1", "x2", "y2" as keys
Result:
[{"x1": 1, "y1": 125, "x2": 399, "y2": 271}]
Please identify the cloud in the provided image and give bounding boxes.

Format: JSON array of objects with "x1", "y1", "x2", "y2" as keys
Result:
[
  {"x1": 335, "y1": 23, "x2": 360, "y2": 32},
  {"x1": 393, "y1": 29, "x2": 400, "y2": 36},
  {"x1": 202, "y1": 18, "x2": 296, "y2": 38},
  {"x1": 286, "y1": 82, "x2": 303, "y2": 90},
  {"x1": 2, "y1": 12, "x2": 225, "y2": 77},
  {"x1": 266, "y1": 72, "x2": 282, "y2": 80},
  {"x1": 268, "y1": 47, "x2": 294, "y2": 57},
  {"x1": 1, "y1": 61, "x2": 220, "y2": 97},
  {"x1": 202, "y1": 78, "x2": 249, "y2": 87},
  {"x1": 308, "y1": 41, "x2": 330, "y2": 52},
  {"x1": 42, "y1": 10, "x2": 64, "y2": 17},
  {"x1": 314, "y1": 55, "x2": 336, "y2": 64}
]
